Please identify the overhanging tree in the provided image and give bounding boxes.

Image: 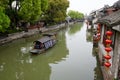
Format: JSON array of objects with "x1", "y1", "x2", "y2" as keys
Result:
[{"x1": 0, "y1": 6, "x2": 10, "y2": 33}]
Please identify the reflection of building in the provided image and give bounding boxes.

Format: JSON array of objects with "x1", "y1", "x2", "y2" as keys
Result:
[
  {"x1": 92, "y1": 46, "x2": 104, "y2": 80},
  {"x1": 86, "y1": 29, "x2": 93, "y2": 42},
  {"x1": 94, "y1": 52, "x2": 104, "y2": 80}
]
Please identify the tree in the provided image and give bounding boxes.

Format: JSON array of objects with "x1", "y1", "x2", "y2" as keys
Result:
[
  {"x1": 0, "y1": 0, "x2": 49, "y2": 33},
  {"x1": 41, "y1": 0, "x2": 48, "y2": 13},
  {"x1": 18, "y1": 0, "x2": 48, "y2": 23},
  {"x1": 0, "y1": 6, "x2": 10, "y2": 33},
  {"x1": 44, "y1": 0, "x2": 69, "y2": 25},
  {"x1": 68, "y1": 10, "x2": 84, "y2": 20},
  {"x1": 0, "y1": 0, "x2": 9, "y2": 8},
  {"x1": 18, "y1": 0, "x2": 41, "y2": 23}
]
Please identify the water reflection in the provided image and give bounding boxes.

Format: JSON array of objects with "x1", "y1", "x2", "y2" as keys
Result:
[
  {"x1": 0, "y1": 28, "x2": 69, "y2": 80},
  {"x1": 20, "y1": 47, "x2": 32, "y2": 54},
  {"x1": 68, "y1": 23, "x2": 83, "y2": 35},
  {"x1": 0, "y1": 62, "x2": 5, "y2": 72},
  {"x1": 86, "y1": 28, "x2": 93, "y2": 42},
  {"x1": 0, "y1": 23, "x2": 103, "y2": 80},
  {"x1": 92, "y1": 46, "x2": 103, "y2": 80},
  {"x1": 86, "y1": 26, "x2": 104, "y2": 80},
  {"x1": 50, "y1": 23, "x2": 96, "y2": 80},
  {"x1": 48, "y1": 30, "x2": 69, "y2": 64}
]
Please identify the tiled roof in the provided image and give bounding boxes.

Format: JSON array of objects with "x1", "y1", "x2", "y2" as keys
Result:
[
  {"x1": 97, "y1": 10, "x2": 120, "y2": 27},
  {"x1": 112, "y1": 25, "x2": 120, "y2": 32}
]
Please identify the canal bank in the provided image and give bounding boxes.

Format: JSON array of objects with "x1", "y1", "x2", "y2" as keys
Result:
[{"x1": 0, "y1": 22, "x2": 74, "y2": 46}]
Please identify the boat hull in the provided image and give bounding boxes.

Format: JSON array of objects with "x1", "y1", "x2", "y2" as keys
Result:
[{"x1": 30, "y1": 49, "x2": 44, "y2": 54}]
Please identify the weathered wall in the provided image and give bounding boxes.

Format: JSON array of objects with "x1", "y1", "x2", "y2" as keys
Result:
[{"x1": 112, "y1": 31, "x2": 120, "y2": 79}]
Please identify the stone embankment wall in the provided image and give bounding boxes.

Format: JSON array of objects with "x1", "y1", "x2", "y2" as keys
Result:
[
  {"x1": 0, "y1": 22, "x2": 74, "y2": 45},
  {"x1": 0, "y1": 29, "x2": 39, "y2": 45}
]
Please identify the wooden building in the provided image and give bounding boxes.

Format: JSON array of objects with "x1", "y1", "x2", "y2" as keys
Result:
[{"x1": 96, "y1": 9, "x2": 120, "y2": 80}]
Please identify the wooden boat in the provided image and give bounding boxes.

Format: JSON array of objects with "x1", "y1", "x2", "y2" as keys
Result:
[{"x1": 30, "y1": 33, "x2": 57, "y2": 54}]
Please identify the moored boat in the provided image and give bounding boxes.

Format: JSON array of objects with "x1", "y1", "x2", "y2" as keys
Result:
[{"x1": 30, "y1": 34, "x2": 57, "y2": 54}]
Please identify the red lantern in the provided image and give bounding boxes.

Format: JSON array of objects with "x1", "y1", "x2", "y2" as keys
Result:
[
  {"x1": 104, "y1": 55, "x2": 111, "y2": 60},
  {"x1": 104, "y1": 62, "x2": 111, "y2": 67},
  {"x1": 97, "y1": 23, "x2": 101, "y2": 28},
  {"x1": 105, "y1": 39, "x2": 112, "y2": 44},
  {"x1": 105, "y1": 47, "x2": 112, "y2": 53},
  {"x1": 97, "y1": 26, "x2": 100, "y2": 30},
  {"x1": 106, "y1": 31, "x2": 113, "y2": 36},
  {"x1": 97, "y1": 33, "x2": 101, "y2": 37}
]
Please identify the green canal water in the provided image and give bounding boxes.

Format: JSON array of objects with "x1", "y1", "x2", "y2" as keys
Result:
[{"x1": 0, "y1": 23, "x2": 103, "y2": 80}]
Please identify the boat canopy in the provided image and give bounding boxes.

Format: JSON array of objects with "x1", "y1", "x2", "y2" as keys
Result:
[{"x1": 34, "y1": 36, "x2": 52, "y2": 43}]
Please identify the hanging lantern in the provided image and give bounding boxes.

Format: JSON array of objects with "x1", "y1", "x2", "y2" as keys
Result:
[
  {"x1": 105, "y1": 39, "x2": 112, "y2": 44},
  {"x1": 106, "y1": 31, "x2": 113, "y2": 39},
  {"x1": 104, "y1": 55, "x2": 111, "y2": 60},
  {"x1": 105, "y1": 47, "x2": 112, "y2": 53},
  {"x1": 104, "y1": 30, "x2": 113, "y2": 70},
  {"x1": 105, "y1": 39, "x2": 112, "y2": 47},
  {"x1": 104, "y1": 62, "x2": 111, "y2": 68},
  {"x1": 106, "y1": 31, "x2": 113, "y2": 36}
]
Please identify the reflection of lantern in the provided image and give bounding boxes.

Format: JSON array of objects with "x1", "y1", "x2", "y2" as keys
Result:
[
  {"x1": 96, "y1": 33, "x2": 100, "y2": 41},
  {"x1": 97, "y1": 23, "x2": 101, "y2": 33},
  {"x1": 105, "y1": 47, "x2": 112, "y2": 53},
  {"x1": 97, "y1": 33, "x2": 101, "y2": 37},
  {"x1": 97, "y1": 26, "x2": 100, "y2": 30},
  {"x1": 104, "y1": 62, "x2": 111, "y2": 68},
  {"x1": 97, "y1": 23, "x2": 101, "y2": 29},
  {"x1": 106, "y1": 31, "x2": 113, "y2": 39},
  {"x1": 104, "y1": 55, "x2": 111, "y2": 60}
]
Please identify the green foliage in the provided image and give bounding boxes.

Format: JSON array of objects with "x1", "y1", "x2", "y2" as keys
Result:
[
  {"x1": 18, "y1": 0, "x2": 49, "y2": 24},
  {"x1": 0, "y1": 0, "x2": 49, "y2": 33},
  {"x1": 68, "y1": 10, "x2": 84, "y2": 19},
  {"x1": 0, "y1": 6, "x2": 5, "y2": 12},
  {"x1": 18, "y1": 0, "x2": 42, "y2": 23},
  {"x1": 0, "y1": 0, "x2": 9, "y2": 8},
  {"x1": 44, "y1": 0, "x2": 69, "y2": 24},
  {"x1": 0, "y1": 6, "x2": 10, "y2": 32},
  {"x1": 41, "y1": 0, "x2": 48, "y2": 13}
]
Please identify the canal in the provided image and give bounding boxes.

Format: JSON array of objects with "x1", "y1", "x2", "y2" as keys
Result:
[{"x1": 0, "y1": 22, "x2": 103, "y2": 80}]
